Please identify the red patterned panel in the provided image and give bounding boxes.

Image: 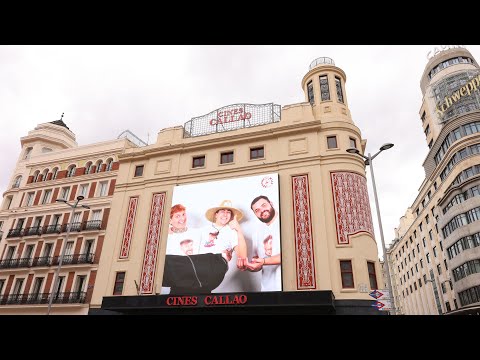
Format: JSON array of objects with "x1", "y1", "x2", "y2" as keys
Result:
[
  {"x1": 119, "y1": 197, "x2": 139, "y2": 259},
  {"x1": 331, "y1": 172, "x2": 374, "y2": 245},
  {"x1": 292, "y1": 175, "x2": 316, "y2": 289},
  {"x1": 140, "y1": 193, "x2": 166, "y2": 294}
]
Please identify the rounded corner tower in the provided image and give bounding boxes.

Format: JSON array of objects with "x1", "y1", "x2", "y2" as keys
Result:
[{"x1": 301, "y1": 57, "x2": 353, "y2": 124}]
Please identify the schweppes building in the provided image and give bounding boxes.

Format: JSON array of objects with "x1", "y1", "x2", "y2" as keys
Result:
[{"x1": 89, "y1": 57, "x2": 384, "y2": 315}]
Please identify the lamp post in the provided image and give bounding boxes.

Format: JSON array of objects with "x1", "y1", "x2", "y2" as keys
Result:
[
  {"x1": 47, "y1": 195, "x2": 90, "y2": 315},
  {"x1": 347, "y1": 143, "x2": 396, "y2": 315}
]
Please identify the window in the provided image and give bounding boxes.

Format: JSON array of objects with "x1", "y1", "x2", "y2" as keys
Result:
[
  {"x1": 428, "y1": 139, "x2": 433, "y2": 149},
  {"x1": 134, "y1": 165, "x2": 144, "y2": 177},
  {"x1": 349, "y1": 138, "x2": 357, "y2": 149},
  {"x1": 420, "y1": 259, "x2": 424, "y2": 268},
  {"x1": 98, "y1": 181, "x2": 108, "y2": 197},
  {"x1": 54, "y1": 276, "x2": 65, "y2": 299},
  {"x1": 327, "y1": 136, "x2": 338, "y2": 149},
  {"x1": 12, "y1": 176, "x2": 22, "y2": 188},
  {"x1": 419, "y1": 223, "x2": 423, "y2": 232},
  {"x1": 444, "y1": 259, "x2": 448, "y2": 270},
  {"x1": 67, "y1": 165, "x2": 76, "y2": 178},
  {"x1": 340, "y1": 260, "x2": 354, "y2": 288},
  {"x1": 25, "y1": 192, "x2": 35, "y2": 207},
  {"x1": 426, "y1": 253, "x2": 430, "y2": 263},
  {"x1": 96, "y1": 161, "x2": 103, "y2": 173},
  {"x1": 429, "y1": 230, "x2": 433, "y2": 241},
  {"x1": 41, "y1": 190, "x2": 52, "y2": 204},
  {"x1": 64, "y1": 241, "x2": 74, "y2": 256},
  {"x1": 425, "y1": 215, "x2": 429, "y2": 224},
  {"x1": 192, "y1": 156, "x2": 206, "y2": 168},
  {"x1": 424, "y1": 124, "x2": 430, "y2": 137},
  {"x1": 79, "y1": 184, "x2": 89, "y2": 197},
  {"x1": 106, "y1": 159, "x2": 113, "y2": 171},
  {"x1": 0, "y1": 279, "x2": 4, "y2": 295},
  {"x1": 12, "y1": 278, "x2": 24, "y2": 297},
  {"x1": 84, "y1": 239, "x2": 94, "y2": 255},
  {"x1": 92, "y1": 210, "x2": 102, "y2": 221},
  {"x1": 446, "y1": 301, "x2": 451, "y2": 312},
  {"x1": 421, "y1": 111, "x2": 426, "y2": 123},
  {"x1": 419, "y1": 278, "x2": 422, "y2": 287},
  {"x1": 367, "y1": 262, "x2": 378, "y2": 289},
  {"x1": 60, "y1": 187, "x2": 70, "y2": 201},
  {"x1": 113, "y1": 272, "x2": 126, "y2": 295},
  {"x1": 307, "y1": 80, "x2": 314, "y2": 105},
  {"x1": 433, "y1": 246, "x2": 437, "y2": 257},
  {"x1": 24, "y1": 244, "x2": 35, "y2": 259},
  {"x1": 52, "y1": 167, "x2": 58, "y2": 180},
  {"x1": 220, "y1": 151, "x2": 234, "y2": 164},
  {"x1": 31, "y1": 277, "x2": 44, "y2": 299},
  {"x1": 319, "y1": 75, "x2": 330, "y2": 101},
  {"x1": 437, "y1": 264, "x2": 442, "y2": 275},
  {"x1": 85, "y1": 162, "x2": 93, "y2": 174},
  {"x1": 335, "y1": 76, "x2": 344, "y2": 103},
  {"x1": 250, "y1": 147, "x2": 264, "y2": 160}
]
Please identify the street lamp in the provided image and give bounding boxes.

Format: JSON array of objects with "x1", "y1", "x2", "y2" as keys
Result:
[
  {"x1": 346, "y1": 143, "x2": 396, "y2": 314},
  {"x1": 47, "y1": 195, "x2": 90, "y2": 315}
]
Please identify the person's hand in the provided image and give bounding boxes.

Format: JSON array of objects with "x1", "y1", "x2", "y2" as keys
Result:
[
  {"x1": 245, "y1": 257, "x2": 263, "y2": 272},
  {"x1": 222, "y1": 249, "x2": 233, "y2": 262},
  {"x1": 229, "y1": 214, "x2": 241, "y2": 232},
  {"x1": 236, "y1": 257, "x2": 247, "y2": 271}
]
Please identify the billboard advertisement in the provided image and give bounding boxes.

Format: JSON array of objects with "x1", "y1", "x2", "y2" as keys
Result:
[{"x1": 161, "y1": 173, "x2": 281, "y2": 294}]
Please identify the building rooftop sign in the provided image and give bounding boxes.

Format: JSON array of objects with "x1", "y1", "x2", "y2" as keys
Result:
[{"x1": 183, "y1": 103, "x2": 281, "y2": 138}]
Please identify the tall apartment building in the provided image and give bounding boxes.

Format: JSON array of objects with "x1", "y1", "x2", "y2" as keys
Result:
[
  {"x1": 390, "y1": 47, "x2": 480, "y2": 315},
  {"x1": 0, "y1": 119, "x2": 140, "y2": 314},
  {"x1": 90, "y1": 57, "x2": 385, "y2": 315}
]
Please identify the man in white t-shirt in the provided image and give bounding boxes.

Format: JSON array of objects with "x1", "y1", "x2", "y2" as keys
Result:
[
  {"x1": 165, "y1": 204, "x2": 201, "y2": 256},
  {"x1": 200, "y1": 200, "x2": 247, "y2": 270},
  {"x1": 246, "y1": 195, "x2": 281, "y2": 291}
]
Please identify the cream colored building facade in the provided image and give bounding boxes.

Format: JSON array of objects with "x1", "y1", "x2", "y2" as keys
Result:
[
  {"x1": 390, "y1": 47, "x2": 480, "y2": 315},
  {"x1": 91, "y1": 58, "x2": 385, "y2": 315},
  {"x1": 0, "y1": 120, "x2": 139, "y2": 314}
]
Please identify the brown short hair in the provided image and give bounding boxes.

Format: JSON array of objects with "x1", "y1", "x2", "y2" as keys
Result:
[{"x1": 170, "y1": 204, "x2": 186, "y2": 219}]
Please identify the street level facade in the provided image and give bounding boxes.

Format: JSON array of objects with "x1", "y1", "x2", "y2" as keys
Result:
[
  {"x1": 90, "y1": 57, "x2": 385, "y2": 315},
  {"x1": 390, "y1": 47, "x2": 480, "y2": 315},
  {"x1": 0, "y1": 120, "x2": 140, "y2": 314}
]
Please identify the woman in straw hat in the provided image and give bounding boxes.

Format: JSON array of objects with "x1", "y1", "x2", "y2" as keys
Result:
[{"x1": 200, "y1": 200, "x2": 248, "y2": 271}]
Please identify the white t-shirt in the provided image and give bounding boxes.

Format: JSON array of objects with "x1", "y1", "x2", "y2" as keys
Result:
[
  {"x1": 252, "y1": 216, "x2": 281, "y2": 291},
  {"x1": 165, "y1": 227, "x2": 201, "y2": 256},
  {"x1": 198, "y1": 224, "x2": 238, "y2": 255}
]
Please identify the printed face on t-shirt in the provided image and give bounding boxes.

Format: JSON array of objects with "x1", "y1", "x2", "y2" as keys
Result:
[
  {"x1": 180, "y1": 239, "x2": 194, "y2": 255},
  {"x1": 263, "y1": 235, "x2": 273, "y2": 256},
  {"x1": 170, "y1": 210, "x2": 187, "y2": 230}
]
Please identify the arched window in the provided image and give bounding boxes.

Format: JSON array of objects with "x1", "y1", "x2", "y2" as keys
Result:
[
  {"x1": 96, "y1": 160, "x2": 103, "y2": 173},
  {"x1": 85, "y1": 161, "x2": 93, "y2": 175},
  {"x1": 51, "y1": 167, "x2": 59, "y2": 180},
  {"x1": 12, "y1": 175, "x2": 22, "y2": 188},
  {"x1": 67, "y1": 165, "x2": 76, "y2": 178},
  {"x1": 33, "y1": 170, "x2": 40, "y2": 183},
  {"x1": 42, "y1": 147, "x2": 52, "y2": 153},
  {"x1": 106, "y1": 158, "x2": 114, "y2": 171},
  {"x1": 41, "y1": 169, "x2": 49, "y2": 181}
]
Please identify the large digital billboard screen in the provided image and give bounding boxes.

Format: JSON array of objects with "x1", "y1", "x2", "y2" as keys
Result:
[{"x1": 161, "y1": 173, "x2": 281, "y2": 294}]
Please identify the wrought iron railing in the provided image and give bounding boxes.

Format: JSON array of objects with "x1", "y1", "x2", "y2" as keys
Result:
[
  {"x1": 6, "y1": 221, "x2": 102, "y2": 238},
  {"x1": 0, "y1": 291, "x2": 87, "y2": 305},
  {"x1": 0, "y1": 253, "x2": 95, "y2": 269}
]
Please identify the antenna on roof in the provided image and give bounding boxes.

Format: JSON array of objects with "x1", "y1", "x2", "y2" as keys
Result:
[{"x1": 60, "y1": 112, "x2": 64, "y2": 120}]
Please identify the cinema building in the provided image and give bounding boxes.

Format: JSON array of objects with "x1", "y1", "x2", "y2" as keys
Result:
[
  {"x1": 90, "y1": 57, "x2": 385, "y2": 315},
  {"x1": 0, "y1": 119, "x2": 142, "y2": 314},
  {"x1": 390, "y1": 47, "x2": 480, "y2": 315}
]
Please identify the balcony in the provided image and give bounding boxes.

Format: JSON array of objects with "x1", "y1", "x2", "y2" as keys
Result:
[
  {"x1": 6, "y1": 220, "x2": 103, "y2": 239},
  {"x1": 0, "y1": 253, "x2": 95, "y2": 269},
  {"x1": 0, "y1": 292, "x2": 86, "y2": 305}
]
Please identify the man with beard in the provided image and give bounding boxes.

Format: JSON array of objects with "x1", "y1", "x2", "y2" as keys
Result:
[{"x1": 246, "y1": 195, "x2": 281, "y2": 291}]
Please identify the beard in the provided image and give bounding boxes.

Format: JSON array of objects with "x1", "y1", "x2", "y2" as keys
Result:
[{"x1": 258, "y1": 207, "x2": 275, "y2": 223}]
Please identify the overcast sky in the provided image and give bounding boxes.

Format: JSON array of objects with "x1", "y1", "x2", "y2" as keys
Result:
[{"x1": 1, "y1": 45, "x2": 477, "y2": 258}]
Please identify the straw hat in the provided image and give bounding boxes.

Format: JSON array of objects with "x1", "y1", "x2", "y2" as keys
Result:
[{"x1": 205, "y1": 200, "x2": 244, "y2": 223}]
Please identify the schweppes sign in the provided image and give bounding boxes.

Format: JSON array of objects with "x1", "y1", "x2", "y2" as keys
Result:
[{"x1": 436, "y1": 73, "x2": 480, "y2": 118}]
